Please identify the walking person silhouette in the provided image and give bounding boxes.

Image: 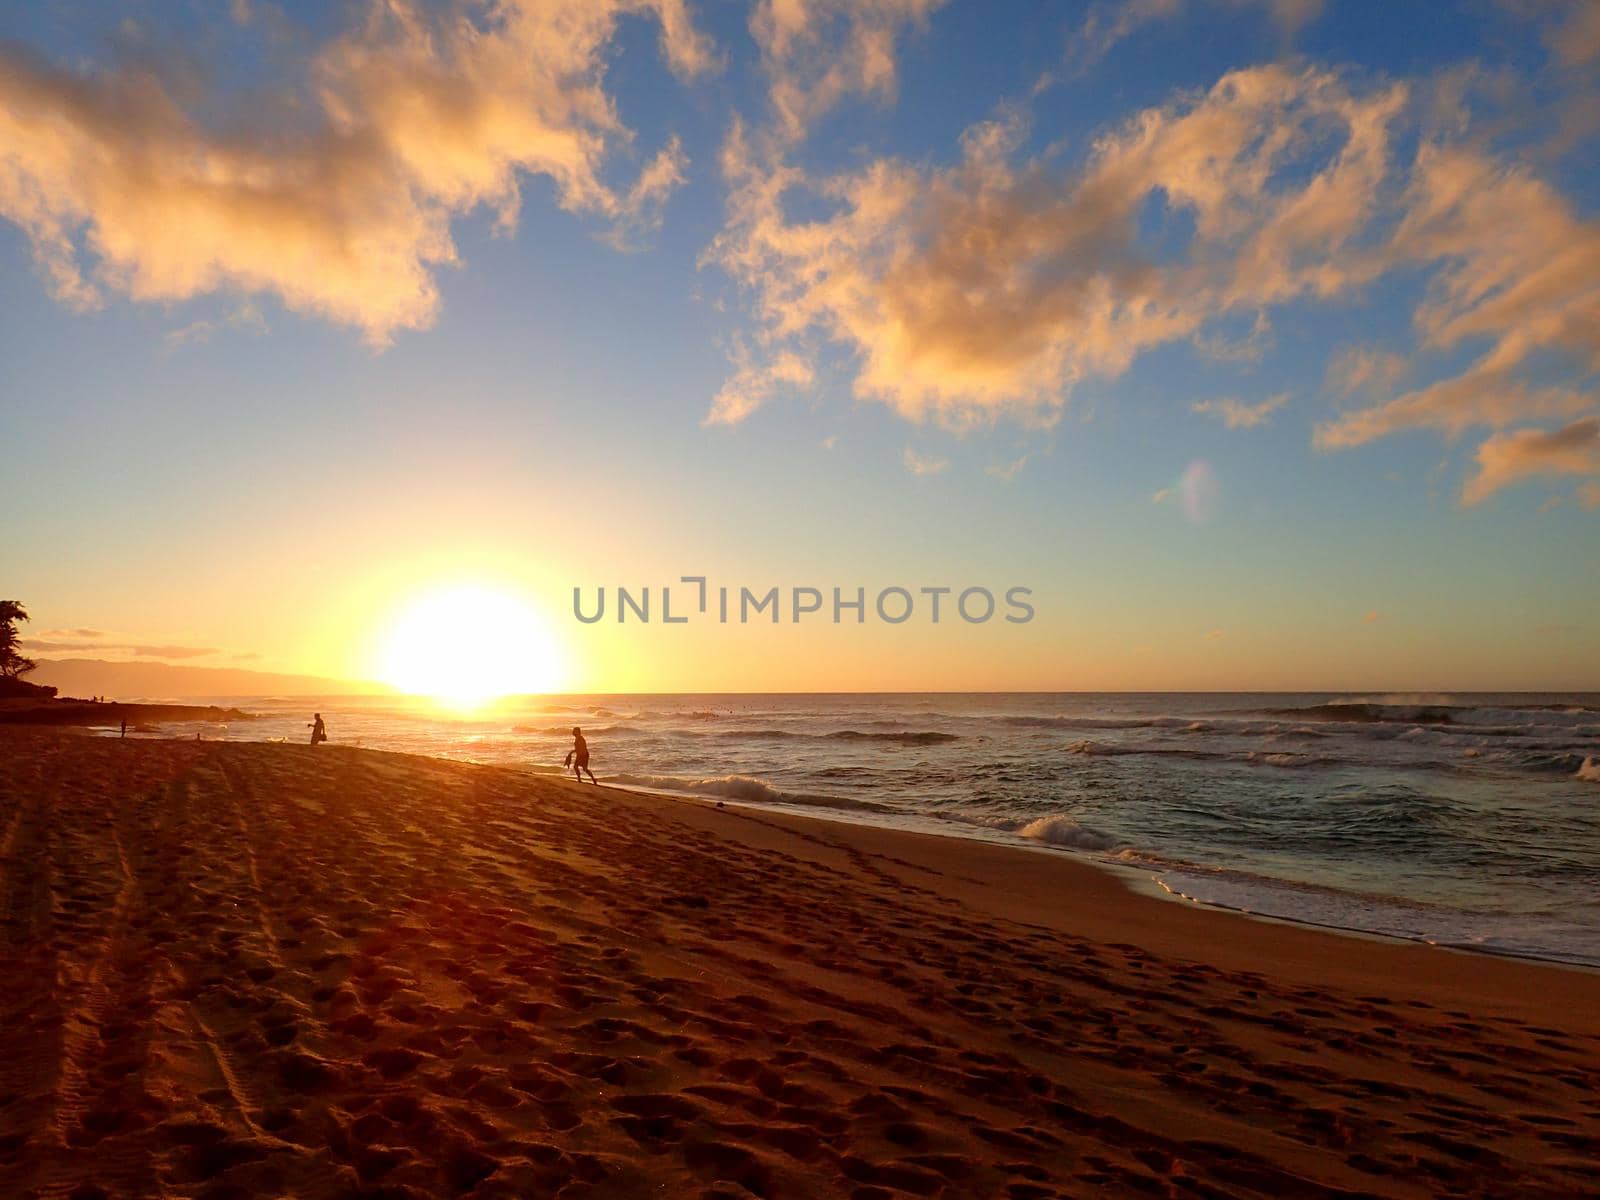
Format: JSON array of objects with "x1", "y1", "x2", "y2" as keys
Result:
[
  {"x1": 565, "y1": 726, "x2": 597, "y2": 784},
  {"x1": 308, "y1": 713, "x2": 327, "y2": 745}
]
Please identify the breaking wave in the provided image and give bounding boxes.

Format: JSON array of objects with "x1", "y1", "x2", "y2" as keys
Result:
[
  {"x1": 606, "y1": 772, "x2": 884, "y2": 811},
  {"x1": 1063, "y1": 740, "x2": 1338, "y2": 769},
  {"x1": 951, "y1": 812, "x2": 1122, "y2": 851},
  {"x1": 1262, "y1": 702, "x2": 1459, "y2": 725},
  {"x1": 825, "y1": 729, "x2": 959, "y2": 744},
  {"x1": 704, "y1": 728, "x2": 957, "y2": 744}
]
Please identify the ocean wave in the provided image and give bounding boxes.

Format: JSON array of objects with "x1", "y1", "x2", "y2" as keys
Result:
[
  {"x1": 825, "y1": 729, "x2": 959, "y2": 744},
  {"x1": 1469, "y1": 749, "x2": 1597, "y2": 775},
  {"x1": 952, "y1": 812, "x2": 1121, "y2": 851},
  {"x1": 606, "y1": 772, "x2": 884, "y2": 811},
  {"x1": 1063, "y1": 738, "x2": 1126, "y2": 756},
  {"x1": 537, "y1": 704, "x2": 623, "y2": 717},
  {"x1": 1011, "y1": 713, "x2": 1298, "y2": 738},
  {"x1": 1112, "y1": 847, "x2": 1206, "y2": 872},
  {"x1": 1063, "y1": 740, "x2": 1337, "y2": 769},
  {"x1": 1150, "y1": 865, "x2": 1600, "y2": 967},
  {"x1": 1014, "y1": 815, "x2": 1120, "y2": 850},
  {"x1": 1004, "y1": 714, "x2": 1166, "y2": 730},
  {"x1": 1264, "y1": 702, "x2": 1459, "y2": 725},
  {"x1": 1243, "y1": 751, "x2": 1337, "y2": 768},
  {"x1": 702, "y1": 727, "x2": 958, "y2": 744},
  {"x1": 1063, "y1": 738, "x2": 1222, "y2": 761},
  {"x1": 513, "y1": 723, "x2": 645, "y2": 737}
]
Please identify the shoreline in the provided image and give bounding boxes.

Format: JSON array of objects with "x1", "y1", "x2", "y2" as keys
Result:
[
  {"x1": 605, "y1": 779, "x2": 1600, "y2": 976},
  {"x1": 43, "y1": 720, "x2": 1600, "y2": 973},
  {"x1": 639, "y1": 783, "x2": 1600, "y2": 1020},
  {"x1": 4, "y1": 728, "x2": 1599, "y2": 1196}
]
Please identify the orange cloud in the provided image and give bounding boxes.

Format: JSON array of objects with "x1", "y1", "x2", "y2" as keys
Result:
[
  {"x1": 0, "y1": 0, "x2": 712, "y2": 343},
  {"x1": 705, "y1": 346, "x2": 815, "y2": 426},
  {"x1": 713, "y1": 54, "x2": 1597, "y2": 484},
  {"x1": 710, "y1": 65, "x2": 1405, "y2": 425},
  {"x1": 902, "y1": 447, "x2": 949, "y2": 476},
  {"x1": 1326, "y1": 346, "x2": 1408, "y2": 398},
  {"x1": 1549, "y1": 1, "x2": 1600, "y2": 68},
  {"x1": 1067, "y1": 0, "x2": 1324, "y2": 70},
  {"x1": 1192, "y1": 393, "x2": 1288, "y2": 429},
  {"x1": 1316, "y1": 145, "x2": 1600, "y2": 450},
  {"x1": 1460, "y1": 418, "x2": 1600, "y2": 506},
  {"x1": 751, "y1": 0, "x2": 943, "y2": 141}
]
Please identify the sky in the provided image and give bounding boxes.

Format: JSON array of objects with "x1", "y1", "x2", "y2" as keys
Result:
[{"x1": 1, "y1": 0, "x2": 1597, "y2": 695}]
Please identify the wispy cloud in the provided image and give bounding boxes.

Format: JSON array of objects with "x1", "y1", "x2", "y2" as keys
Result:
[
  {"x1": 1314, "y1": 145, "x2": 1600, "y2": 451},
  {"x1": 986, "y1": 453, "x2": 1030, "y2": 482},
  {"x1": 0, "y1": 1, "x2": 713, "y2": 344},
  {"x1": 1066, "y1": 0, "x2": 1323, "y2": 71},
  {"x1": 1065, "y1": 0, "x2": 1183, "y2": 72},
  {"x1": 902, "y1": 447, "x2": 949, "y2": 476},
  {"x1": 1326, "y1": 347, "x2": 1408, "y2": 399},
  {"x1": 751, "y1": 0, "x2": 942, "y2": 142},
  {"x1": 1460, "y1": 418, "x2": 1600, "y2": 506},
  {"x1": 1546, "y1": 1, "x2": 1600, "y2": 68},
  {"x1": 163, "y1": 302, "x2": 268, "y2": 352},
  {"x1": 705, "y1": 345, "x2": 814, "y2": 426},
  {"x1": 1192, "y1": 393, "x2": 1288, "y2": 429}
]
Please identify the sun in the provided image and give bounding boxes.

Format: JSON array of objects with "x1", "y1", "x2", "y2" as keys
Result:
[{"x1": 377, "y1": 585, "x2": 563, "y2": 708}]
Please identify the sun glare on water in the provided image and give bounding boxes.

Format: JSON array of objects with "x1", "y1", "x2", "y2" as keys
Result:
[{"x1": 378, "y1": 585, "x2": 563, "y2": 709}]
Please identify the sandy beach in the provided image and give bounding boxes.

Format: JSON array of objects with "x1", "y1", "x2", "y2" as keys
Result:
[{"x1": 2, "y1": 729, "x2": 1597, "y2": 1199}]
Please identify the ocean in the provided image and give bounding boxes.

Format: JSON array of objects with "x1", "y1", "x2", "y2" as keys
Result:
[{"x1": 102, "y1": 692, "x2": 1600, "y2": 967}]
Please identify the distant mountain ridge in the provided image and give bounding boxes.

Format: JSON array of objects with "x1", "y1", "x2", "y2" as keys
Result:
[{"x1": 31, "y1": 658, "x2": 392, "y2": 699}]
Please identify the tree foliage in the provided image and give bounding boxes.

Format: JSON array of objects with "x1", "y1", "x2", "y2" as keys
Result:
[{"x1": 0, "y1": 600, "x2": 38, "y2": 680}]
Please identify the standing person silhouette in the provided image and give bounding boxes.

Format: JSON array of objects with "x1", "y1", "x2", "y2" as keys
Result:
[
  {"x1": 565, "y1": 726, "x2": 597, "y2": 784},
  {"x1": 308, "y1": 713, "x2": 327, "y2": 745}
]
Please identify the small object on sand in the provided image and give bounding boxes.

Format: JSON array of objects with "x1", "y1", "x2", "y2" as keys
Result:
[{"x1": 716, "y1": 801, "x2": 725, "y2": 809}]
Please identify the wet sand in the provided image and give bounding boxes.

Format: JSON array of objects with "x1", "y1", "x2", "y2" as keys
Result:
[{"x1": 2, "y1": 729, "x2": 1597, "y2": 1198}]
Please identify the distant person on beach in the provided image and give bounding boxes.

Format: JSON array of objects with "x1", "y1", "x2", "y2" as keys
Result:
[
  {"x1": 565, "y1": 726, "x2": 597, "y2": 784},
  {"x1": 119, "y1": 718, "x2": 126, "y2": 738},
  {"x1": 308, "y1": 713, "x2": 327, "y2": 745}
]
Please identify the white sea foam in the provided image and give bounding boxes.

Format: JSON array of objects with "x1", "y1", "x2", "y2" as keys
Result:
[{"x1": 1014, "y1": 815, "x2": 1119, "y2": 850}]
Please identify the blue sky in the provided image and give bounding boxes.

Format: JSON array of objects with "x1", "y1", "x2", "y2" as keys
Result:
[{"x1": 1, "y1": 0, "x2": 1596, "y2": 692}]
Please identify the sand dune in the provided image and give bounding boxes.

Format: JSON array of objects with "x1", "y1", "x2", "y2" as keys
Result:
[{"x1": 1, "y1": 729, "x2": 1597, "y2": 1198}]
